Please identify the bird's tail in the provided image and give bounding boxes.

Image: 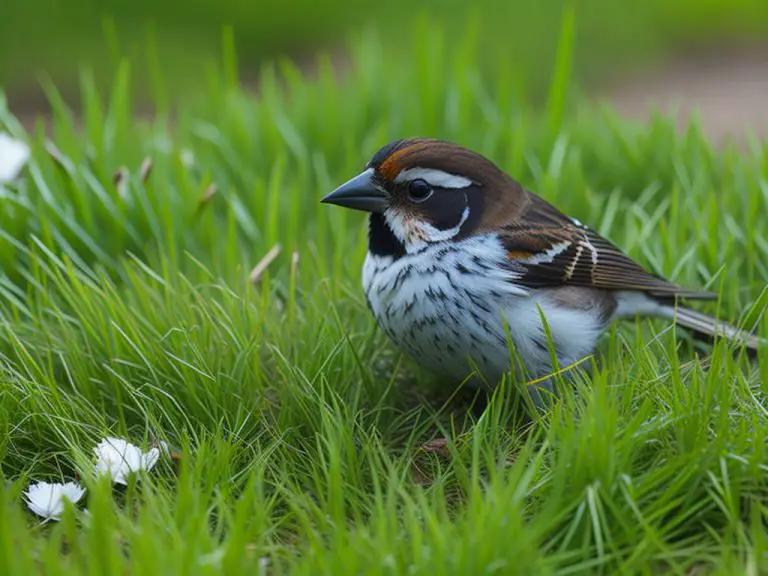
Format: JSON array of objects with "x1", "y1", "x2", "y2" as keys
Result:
[{"x1": 669, "y1": 305, "x2": 764, "y2": 355}]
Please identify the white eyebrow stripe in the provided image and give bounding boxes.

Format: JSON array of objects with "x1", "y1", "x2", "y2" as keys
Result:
[{"x1": 395, "y1": 167, "x2": 473, "y2": 189}]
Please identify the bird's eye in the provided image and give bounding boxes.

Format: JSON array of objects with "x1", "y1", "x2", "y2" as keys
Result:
[{"x1": 408, "y1": 179, "x2": 432, "y2": 202}]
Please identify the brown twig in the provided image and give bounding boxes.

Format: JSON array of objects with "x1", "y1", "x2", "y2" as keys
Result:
[{"x1": 249, "y1": 245, "x2": 282, "y2": 285}]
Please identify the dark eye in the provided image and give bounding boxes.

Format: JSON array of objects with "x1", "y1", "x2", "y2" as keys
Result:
[{"x1": 408, "y1": 179, "x2": 432, "y2": 202}]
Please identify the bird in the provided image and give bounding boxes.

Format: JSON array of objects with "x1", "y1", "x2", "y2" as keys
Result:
[{"x1": 320, "y1": 137, "x2": 763, "y2": 404}]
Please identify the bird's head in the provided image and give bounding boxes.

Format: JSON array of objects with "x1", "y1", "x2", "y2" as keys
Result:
[{"x1": 321, "y1": 138, "x2": 525, "y2": 255}]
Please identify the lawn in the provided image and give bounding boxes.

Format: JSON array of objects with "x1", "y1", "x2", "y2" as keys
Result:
[
  {"x1": 3, "y1": 0, "x2": 768, "y2": 103},
  {"x1": 1, "y1": 18, "x2": 768, "y2": 576}
]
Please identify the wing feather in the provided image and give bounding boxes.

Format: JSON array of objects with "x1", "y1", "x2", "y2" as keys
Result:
[{"x1": 500, "y1": 195, "x2": 716, "y2": 301}]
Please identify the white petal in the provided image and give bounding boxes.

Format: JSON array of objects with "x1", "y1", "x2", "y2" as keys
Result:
[
  {"x1": 0, "y1": 133, "x2": 30, "y2": 183},
  {"x1": 24, "y1": 481, "x2": 85, "y2": 521},
  {"x1": 94, "y1": 437, "x2": 141, "y2": 483},
  {"x1": 142, "y1": 447, "x2": 161, "y2": 472},
  {"x1": 93, "y1": 437, "x2": 164, "y2": 484},
  {"x1": 113, "y1": 469, "x2": 129, "y2": 486}
]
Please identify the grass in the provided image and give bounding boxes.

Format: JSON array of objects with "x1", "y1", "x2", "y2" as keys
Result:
[
  {"x1": 4, "y1": 0, "x2": 768, "y2": 104},
  {"x1": 1, "y1": 23, "x2": 768, "y2": 574}
]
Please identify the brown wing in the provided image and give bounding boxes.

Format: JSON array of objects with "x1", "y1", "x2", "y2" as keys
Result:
[{"x1": 500, "y1": 195, "x2": 717, "y2": 301}]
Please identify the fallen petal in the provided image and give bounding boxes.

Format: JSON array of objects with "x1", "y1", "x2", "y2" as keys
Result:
[
  {"x1": 93, "y1": 436, "x2": 165, "y2": 485},
  {"x1": 94, "y1": 437, "x2": 145, "y2": 485},
  {"x1": 24, "y1": 481, "x2": 86, "y2": 521},
  {"x1": 142, "y1": 447, "x2": 161, "y2": 472}
]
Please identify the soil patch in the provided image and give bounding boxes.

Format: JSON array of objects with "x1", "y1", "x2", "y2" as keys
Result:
[{"x1": 593, "y1": 43, "x2": 768, "y2": 146}]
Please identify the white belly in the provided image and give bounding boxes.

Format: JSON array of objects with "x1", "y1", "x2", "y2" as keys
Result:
[{"x1": 362, "y1": 236, "x2": 606, "y2": 386}]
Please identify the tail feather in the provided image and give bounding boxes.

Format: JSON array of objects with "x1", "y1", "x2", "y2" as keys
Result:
[{"x1": 670, "y1": 306, "x2": 764, "y2": 355}]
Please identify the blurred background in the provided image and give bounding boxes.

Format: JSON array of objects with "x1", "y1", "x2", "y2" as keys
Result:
[{"x1": 1, "y1": 0, "x2": 768, "y2": 143}]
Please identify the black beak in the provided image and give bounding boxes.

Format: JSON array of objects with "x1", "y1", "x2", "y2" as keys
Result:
[{"x1": 320, "y1": 168, "x2": 390, "y2": 213}]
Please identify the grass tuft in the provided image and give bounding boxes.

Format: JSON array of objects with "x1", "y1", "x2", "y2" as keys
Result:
[{"x1": 0, "y1": 26, "x2": 767, "y2": 574}]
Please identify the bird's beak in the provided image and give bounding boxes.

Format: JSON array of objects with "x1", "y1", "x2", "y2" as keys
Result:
[{"x1": 320, "y1": 168, "x2": 390, "y2": 213}]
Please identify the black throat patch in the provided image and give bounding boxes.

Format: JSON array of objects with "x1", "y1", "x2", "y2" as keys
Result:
[{"x1": 368, "y1": 213, "x2": 405, "y2": 259}]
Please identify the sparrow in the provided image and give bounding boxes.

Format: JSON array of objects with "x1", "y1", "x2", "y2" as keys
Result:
[{"x1": 321, "y1": 138, "x2": 763, "y2": 403}]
